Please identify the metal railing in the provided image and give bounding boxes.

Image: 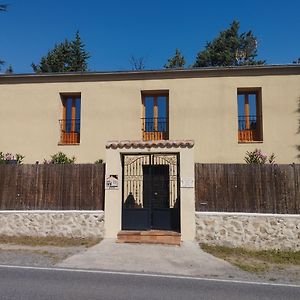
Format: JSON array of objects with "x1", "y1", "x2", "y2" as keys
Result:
[
  {"x1": 59, "y1": 119, "x2": 80, "y2": 144},
  {"x1": 238, "y1": 115, "x2": 261, "y2": 142},
  {"x1": 141, "y1": 117, "x2": 168, "y2": 141}
]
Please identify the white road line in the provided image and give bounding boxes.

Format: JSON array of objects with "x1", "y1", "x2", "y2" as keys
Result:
[{"x1": 0, "y1": 264, "x2": 299, "y2": 288}]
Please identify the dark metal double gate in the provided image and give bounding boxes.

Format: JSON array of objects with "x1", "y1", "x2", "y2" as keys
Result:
[{"x1": 122, "y1": 153, "x2": 180, "y2": 231}]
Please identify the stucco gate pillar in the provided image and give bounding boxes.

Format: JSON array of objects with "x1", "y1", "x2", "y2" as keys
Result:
[{"x1": 104, "y1": 140, "x2": 195, "y2": 242}]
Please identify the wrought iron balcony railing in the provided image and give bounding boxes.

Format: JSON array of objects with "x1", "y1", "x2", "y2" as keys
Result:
[
  {"x1": 141, "y1": 117, "x2": 169, "y2": 141},
  {"x1": 59, "y1": 119, "x2": 80, "y2": 144},
  {"x1": 238, "y1": 115, "x2": 262, "y2": 142}
]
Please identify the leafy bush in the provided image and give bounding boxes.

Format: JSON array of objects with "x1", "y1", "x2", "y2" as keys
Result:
[
  {"x1": 244, "y1": 149, "x2": 275, "y2": 164},
  {"x1": 0, "y1": 152, "x2": 25, "y2": 164},
  {"x1": 44, "y1": 152, "x2": 75, "y2": 164},
  {"x1": 94, "y1": 159, "x2": 104, "y2": 164}
]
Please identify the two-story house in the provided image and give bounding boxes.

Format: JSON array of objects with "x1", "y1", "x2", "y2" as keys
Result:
[{"x1": 1, "y1": 65, "x2": 299, "y2": 241}]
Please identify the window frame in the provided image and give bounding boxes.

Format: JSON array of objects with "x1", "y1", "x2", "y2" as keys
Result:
[
  {"x1": 141, "y1": 91, "x2": 169, "y2": 141},
  {"x1": 237, "y1": 87, "x2": 263, "y2": 143},
  {"x1": 59, "y1": 93, "x2": 81, "y2": 145}
]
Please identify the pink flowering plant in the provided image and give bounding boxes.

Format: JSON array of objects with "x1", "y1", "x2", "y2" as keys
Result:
[
  {"x1": 244, "y1": 149, "x2": 275, "y2": 164},
  {"x1": 0, "y1": 152, "x2": 25, "y2": 164}
]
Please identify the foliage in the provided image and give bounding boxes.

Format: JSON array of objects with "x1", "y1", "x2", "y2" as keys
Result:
[
  {"x1": 5, "y1": 65, "x2": 13, "y2": 74},
  {"x1": 244, "y1": 149, "x2": 275, "y2": 164},
  {"x1": 15, "y1": 154, "x2": 25, "y2": 164},
  {"x1": 0, "y1": 4, "x2": 7, "y2": 11},
  {"x1": 32, "y1": 31, "x2": 90, "y2": 73},
  {"x1": 293, "y1": 58, "x2": 300, "y2": 64},
  {"x1": 44, "y1": 152, "x2": 76, "y2": 164},
  {"x1": 164, "y1": 49, "x2": 185, "y2": 69},
  {"x1": 94, "y1": 159, "x2": 104, "y2": 164},
  {"x1": 0, "y1": 152, "x2": 25, "y2": 164},
  {"x1": 129, "y1": 56, "x2": 146, "y2": 70},
  {"x1": 201, "y1": 244, "x2": 300, "y2": 275},
  {"x1": 193, "y1": 20, "x2": 265, "y2": 68},
  {"x1": 0, "y1": 4, "x2": 7, "y2": 70},
  {"x1": 0, "y1": 235, "x2": 101, "y2": 248}
]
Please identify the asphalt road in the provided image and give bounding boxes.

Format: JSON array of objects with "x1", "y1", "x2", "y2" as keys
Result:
[{"x1": 0, "y1": 266, "x2": 299, "y2": 300}]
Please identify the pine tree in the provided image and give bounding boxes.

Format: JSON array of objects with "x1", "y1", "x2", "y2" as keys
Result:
[
  {"x1": 293, "y1": 58, "x2": 300, "y2": 64},
  {"x1": 70, "y1": 31, "x2": 90, "y2": 72},
  {"x1": 0, "y1": 4, "x2": 7, "y2": 11},
  {"x1": 32, "y1": 31, "x2": 90, "y2": 73},
  {"x1": 5, "y1": 65, "x2": 13, "y2": 74},
  {"x1": 164, "y1": 49, "x2": 185, "y2": 69},
  {"x1": 193, "y1": 21, "x2": 265, "y2": 68},
  {"x1": 0, "y1": 4, "x2": 7, "y2": 70}
]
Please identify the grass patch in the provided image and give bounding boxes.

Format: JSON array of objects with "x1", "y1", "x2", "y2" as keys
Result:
[
  {"x1": 0, "y1": 235, "x2": 102, "y2": 248},
  {"x1": 200, "y1": 244, "x2": 300, "y2": 274}
]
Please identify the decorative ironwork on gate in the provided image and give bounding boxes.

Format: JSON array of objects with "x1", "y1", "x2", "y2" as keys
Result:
[{"x1": 122, "y1": 153, "x2": 180, "y2": 231}]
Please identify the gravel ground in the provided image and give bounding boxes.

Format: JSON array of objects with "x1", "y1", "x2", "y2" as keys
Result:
[
  {"x1": 256, "y1": 265, "x2": 300, "y2": 284},
  {"x1": 0, "y1": 244, "x2": 88, "y2": 267}
]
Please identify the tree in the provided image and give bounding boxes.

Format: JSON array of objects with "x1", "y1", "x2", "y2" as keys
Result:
[
  {"x1": 69, "y1": 31, "x2": 90, "y2": 71},
  {"x1": 32, "y1": 31, "x2": 90, "y2": 73},
  {"x1": 164, "y1": 49, "x2": 185, "y2": 69},
  {"x1": 0, "y1": 4, "x2": 7, "y2": 11},
  {"x1": 193, "y1": 20, "x2": 265, "y2": 68},
  {"x1": 293, "y1": 58, "x2": 300, "y2": 64},
  {"x1": 5, "y1": 65, "x2": 13, "y2": 74},
  {"x1": 0, "y1": 4, "x2": 7, "y2": 70},
  {"x1": 129, "y1": 56, "x2": 146, "y2": 70}
]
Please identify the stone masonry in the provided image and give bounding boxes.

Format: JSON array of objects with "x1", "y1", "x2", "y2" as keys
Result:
[
  {"x1": 0, "y1": 211, "x2": 104, "y2": 238},
  {"x1": 196, "y1": 212, "x2": 300, "y2": 251}
]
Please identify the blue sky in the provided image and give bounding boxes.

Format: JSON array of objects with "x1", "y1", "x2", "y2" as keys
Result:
[{"x1": 0, "y1": 0, "x2": 300, "y2": 73}]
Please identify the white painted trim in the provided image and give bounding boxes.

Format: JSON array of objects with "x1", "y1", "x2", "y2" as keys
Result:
[
  {"x1": 195, "y1": 212, "x2": 300, "y2": 218},
  {"x1": 0, "y1": 265, "x2": 299, "y2": 288},
  {"x1": 0, "y1": 210, "x2": 104, "y2": 214}
]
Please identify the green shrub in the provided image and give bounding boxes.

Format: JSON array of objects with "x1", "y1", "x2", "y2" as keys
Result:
[
  {"x1": 244, "y1": 149, "x2": 275, "y2": 164},
  {"x1": 94, "y1": 159, "x2": 104, "y2": 164},
  {"x1": 45, "y1": 152, "x2": 76, "y2": 164}
]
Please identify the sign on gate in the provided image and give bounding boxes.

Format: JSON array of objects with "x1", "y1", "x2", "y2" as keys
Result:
[{"x1": 105, "y1": 175, "x2": 119, "y2": 189}]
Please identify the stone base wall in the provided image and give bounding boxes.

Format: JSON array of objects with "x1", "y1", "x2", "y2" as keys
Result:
[
  {"x1": 196, "y1": 212, "x2": 300, "y2": 251},
  {"x1": 0, "y1": 211, "x2": 104, "y2": 238}
]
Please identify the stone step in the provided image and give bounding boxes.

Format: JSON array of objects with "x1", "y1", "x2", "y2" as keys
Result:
[{"x1": 117, "y1": 230, "x2": 181, "y2": 246}]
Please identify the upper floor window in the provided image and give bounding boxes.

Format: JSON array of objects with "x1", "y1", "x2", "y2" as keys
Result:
[
  {"x1": 59, "y1": 94, "x2": 81, "y2": 144},
  {"x1": 141, "y1": 92, "x2": 169, "y2": 141},
  {"x1": 237, "y1": 88, "x2": 262, "y2": 142}
]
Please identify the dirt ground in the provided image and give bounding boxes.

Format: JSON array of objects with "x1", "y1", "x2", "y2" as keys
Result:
[
  {"x1": 0, "y1": 236, "x2": 101, "y2": 267},
  {"x1": 200, "y1": 244, "x2": 300, "y2": 284},
  {"x1": 0, "y1": 236, "x2": 299, "y2": 285}
]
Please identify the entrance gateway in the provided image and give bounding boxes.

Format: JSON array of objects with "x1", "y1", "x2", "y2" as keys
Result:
[
  {"x1": 122, "y1": 153, "x2": 180, "y2": 232},
  {"x1": 104, "y1": 140, "x2": 195, "y2": 241}
]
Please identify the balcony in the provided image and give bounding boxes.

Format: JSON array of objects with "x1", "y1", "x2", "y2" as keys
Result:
[
  {"x1": 238, "y1": 115, "x2": 262, "y2": 142},
  {"x1": 141, "y1": 117, "x2": 168, "y2": 141},
  {"x1": 59, "y1": 119, "x2": 80, "y2": 144}
]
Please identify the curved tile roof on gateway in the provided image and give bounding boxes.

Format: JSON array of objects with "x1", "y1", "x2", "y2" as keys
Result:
[{"x1": 106, "y1": 140, "x2": 195, "y2": 149}]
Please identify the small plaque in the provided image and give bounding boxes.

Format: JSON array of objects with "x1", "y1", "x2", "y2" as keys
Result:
[
  {"x1": 180, "y1": 177, "x2": 194, "y2": 188},
  {"x1": 105, "y1": 175, "x2": 119, "y2": 189}
]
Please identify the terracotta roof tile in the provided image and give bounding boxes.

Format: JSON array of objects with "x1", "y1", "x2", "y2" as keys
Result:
[{"x1": 106, "y1": 140, "x2": 194, "y2": 149}]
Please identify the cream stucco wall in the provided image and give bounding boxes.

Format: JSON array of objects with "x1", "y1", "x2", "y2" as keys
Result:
[{"x1": 0, "y1": 72, "x2": 299, "y2": 163}]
